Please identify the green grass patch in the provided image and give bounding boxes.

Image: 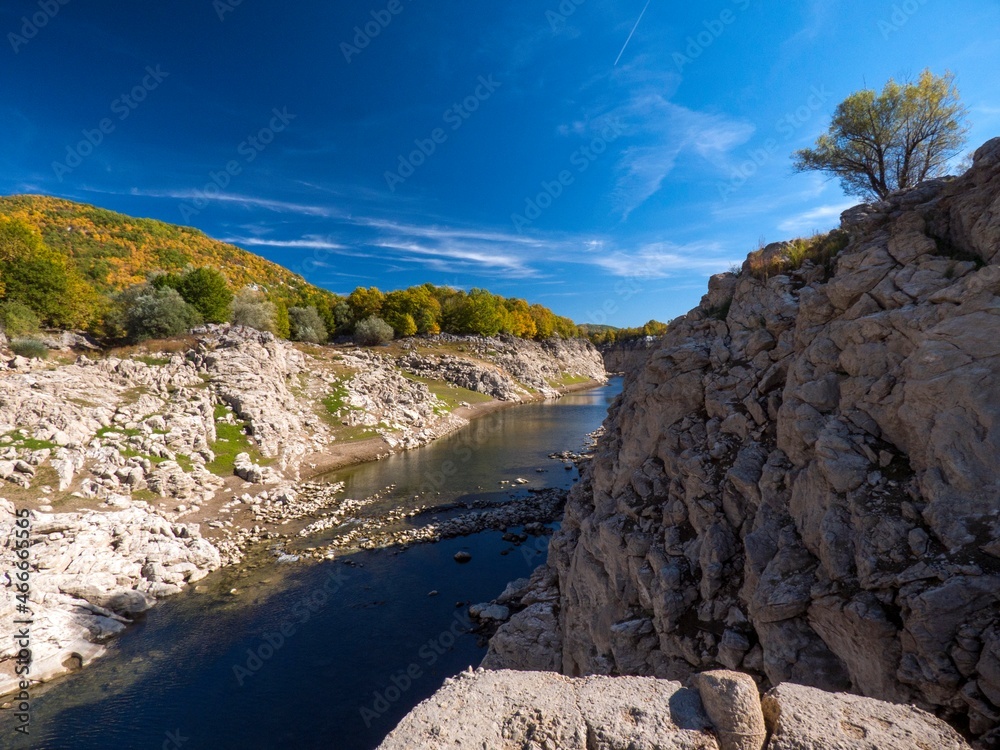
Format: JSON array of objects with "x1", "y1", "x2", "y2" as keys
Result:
[
  {"x1": 335, "y1": 425, "x2": 381, "y2": 442},
  {"x1": 9, "y1": 339, "x2": 49, "y2": 360},
  {"x1": 96, "y1": 426, "x2": 143, "y2": 439},
  {"x1": 402, "y1": 372, "x2": 493, "y2": 412},
  {"x1": 547, "y1": 373, "x2": 592, "y2": 388},
  {"x1": 134, "y1": 355, "x2": 171, "y2": 367},
  {"x1": 66, "y1": 396, "x2": 100, "y2": 408},
  {"x1": 322, "y1": 378, "x2": 359, "y2": 418},
  {"x1": 120, "y1": 386, "x2": 151, "y2": 405},
  {"x1": 1, "y1": 431, "x2": 58, "y2": 451},
  {"x1": 118, "y1": 447, "x2": 169, "y2": 465},
  {"x1": 206, "y1": 404, "x2": 266, "y2": 476}
]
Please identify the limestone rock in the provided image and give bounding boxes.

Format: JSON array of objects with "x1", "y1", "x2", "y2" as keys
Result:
[
  {"x1": 377, "y1": 669, "x2": 719, "y2": 750},
  {"x1": 694, "y1": 670, "x2": 766, "y2": 750},
  {"x1": 469, "y1": 602, "x2": 510, "y2": 621},
  {"x1": 762, "y1": 682, "x2": 970, "y2": 749},
  {"x1": 485, "y1": 138, "x2": 1000, "y2": 743},
  {"x1": 0, "y1": 503, "x2": 221, "y2": 695}
]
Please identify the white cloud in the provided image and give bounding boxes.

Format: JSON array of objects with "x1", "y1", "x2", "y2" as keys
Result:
[
  {"x1": 581, "y1": 241, "x2": 742, "y2": 278},
  {"x1": 578, "y1": 73, "x2": 755, "y2": 218},
  {"x1": 115, "y1": 188, "x2": 338, "y2": 217},
  {"x1": 777, "y1": 201, "x2": 855, "y2": 234},
  {"x1": 353, "y1": 217, "x2": 547, "y2": 248},
  {"x1": 611, "y1": 106, "x2": 755, "y2": 218},
  {"x1": 373, "y1": 241, "x2": 536, "y2": 277},
  {"x1": 223, "y1": 236, "x2": 348, "y2": 251}
]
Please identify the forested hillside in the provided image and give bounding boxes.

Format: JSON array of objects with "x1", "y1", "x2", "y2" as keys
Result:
[{"x1": 0, "y1": 195, "x2": 581, "y2": 346}]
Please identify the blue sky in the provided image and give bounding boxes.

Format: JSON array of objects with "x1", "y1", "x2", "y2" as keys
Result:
[{"x1": 2, "y1": 0, "x2": 998, "y2": 326}]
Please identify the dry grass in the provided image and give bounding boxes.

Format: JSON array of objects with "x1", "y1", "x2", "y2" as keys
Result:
[
  {"x1": 746, "y1": 230, "x2": 850, "y2": 281},
  {"x1": 105, "y1": 334, "x2": 201, "y2": 361}
]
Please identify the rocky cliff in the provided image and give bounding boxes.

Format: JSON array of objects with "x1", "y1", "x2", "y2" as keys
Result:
[
  {"x1": 486, "y1": 137, "x2": 1000, "y2": 745},
  {"x1": 602, "y1": 336, "x2": 660, "y2": 374}
]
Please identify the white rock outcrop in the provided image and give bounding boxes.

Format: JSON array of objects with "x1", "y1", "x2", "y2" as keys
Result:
[{"x1": 0, "y1": 499, "x2": 220, "y2": 693}]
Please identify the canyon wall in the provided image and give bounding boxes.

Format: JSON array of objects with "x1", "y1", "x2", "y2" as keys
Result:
[
  {"x1": 487, "y1": 138, "x2": 1000, "y2": 744},
  {"x1": 601, "y1": 336, "x2": 660, "y2": 374}
]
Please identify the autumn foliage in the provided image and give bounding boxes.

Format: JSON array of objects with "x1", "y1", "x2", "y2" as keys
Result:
[{"x1": 0, "y1": 195, "x2": 587, "y2": 344}]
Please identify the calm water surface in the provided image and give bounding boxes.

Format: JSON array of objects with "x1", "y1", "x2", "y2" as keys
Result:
[{"x1": 1, "y1": 379, "x2": 622, "y2": 750}]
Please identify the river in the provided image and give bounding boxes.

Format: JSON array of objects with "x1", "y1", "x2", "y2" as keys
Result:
[{"x1": 1, "y1": 378, "x2": 622, "y2": 750}]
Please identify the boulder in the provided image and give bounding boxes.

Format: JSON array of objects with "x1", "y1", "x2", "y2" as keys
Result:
[
  {"x1": 762, "y1": 682, "x2": 970, "y2": 749},
  {"x1": 377, "y1": 670, "x2": 718, "y2": 750}
]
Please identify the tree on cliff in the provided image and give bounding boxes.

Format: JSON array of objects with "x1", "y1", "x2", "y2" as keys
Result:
[{"x1": 792, "y1": 70, "x2": 969, "y2": 201}]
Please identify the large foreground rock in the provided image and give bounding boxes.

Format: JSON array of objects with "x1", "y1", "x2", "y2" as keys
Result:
[
  {"x1": 378, "y1": 670, "x2": 971, "y2": 750},
  {"x1": 378, "y1": 669, "x2": 719, "y2": 749}
]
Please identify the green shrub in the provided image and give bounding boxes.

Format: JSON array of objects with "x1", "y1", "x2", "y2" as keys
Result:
[
  {"x1": 289, "y1": 306, "x2": 328, "y2": 343},
  {"x1": 117, "y1": 286, "x2": 202, "y2": 343},
  {"x1": 0, "y1": 302, "x2": 40, "y2": 337},
  {"x1": 10, "y1": 338, "x2": 49, "y2": 359},
  {"x1": 231, "y1": 288, "x2": 277, "y2": 333},
  {"x1": 177, "y1": 267, "x2": 233, "y2": 323},
  {"x1": 333, "y1": 301, "x2": 354, "y2": 335},
  {"x1": 353, "y1": 315, "x2": 394, "y2": 346}
]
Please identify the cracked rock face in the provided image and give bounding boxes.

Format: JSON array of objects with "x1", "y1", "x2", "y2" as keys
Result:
[{"x1": 487, "y1": 138, "x2": 1000, "y2": 742}]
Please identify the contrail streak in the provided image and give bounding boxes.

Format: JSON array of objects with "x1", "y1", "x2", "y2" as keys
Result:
[{"x1": 614, "y1": 0, "x2": 652, "y2": 66}]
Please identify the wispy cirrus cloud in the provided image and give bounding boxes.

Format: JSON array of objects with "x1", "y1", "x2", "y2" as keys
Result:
[
  {"x1": 351, "y1": 217, "x2": 548, "y2": 248},
  {"x1": 92, "y1": 186, "x2": 340, "y2": 217},
  {"x1": 222, "y1": 236, "x2": 349, "y2": 251},
  {"x1": 226, "y1": 219, "x2": 543, "y2": 278},
  {"x1": 576, "y1": 240, "x2": 741, "y2": 278},
  {"x1": 576, "y1": 61, "x2": 755, "y2": 219},
  {"x1": 777, "y1": 201, "x2": 854, "y2": 234},
  {"x1": 608, "y1": 103, "x2": 755, "y2": 219},
  {"x1": 373, "y1": 240, "x2": 536, "y2": 277}
]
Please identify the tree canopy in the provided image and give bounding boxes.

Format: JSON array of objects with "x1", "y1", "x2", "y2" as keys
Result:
[
  {"x1": 583, "y1": 320, "x2": 668, "y2": 347},
  {"x1": 793, "y1": 70, "x2": 969, "y2": 201},
  {"x1": 0, "y1": 217, "x2": 96, "y2": 328}
]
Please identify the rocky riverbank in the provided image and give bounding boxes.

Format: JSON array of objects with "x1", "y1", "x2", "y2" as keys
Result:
[
  {"x1": 0, "y1": 329, "x2": 605, "y2": 694},
  {"x1": 478, "y1": 137, "x2": 1000, "y2": 747}
]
